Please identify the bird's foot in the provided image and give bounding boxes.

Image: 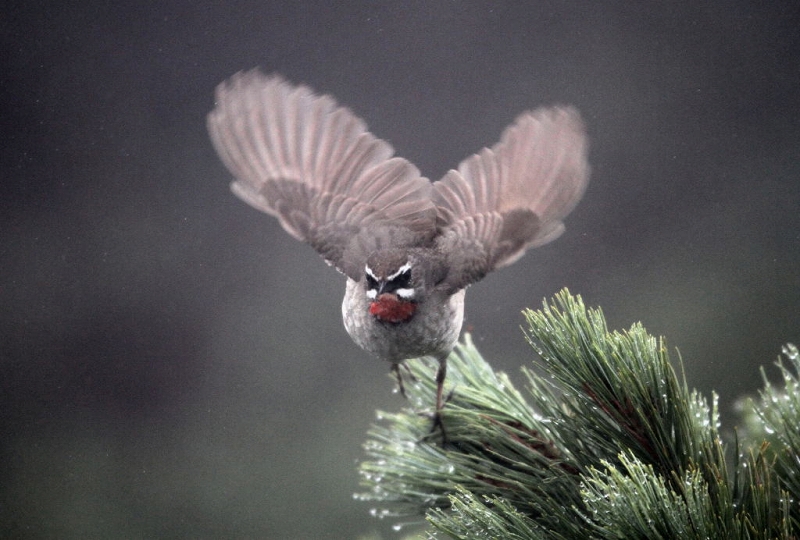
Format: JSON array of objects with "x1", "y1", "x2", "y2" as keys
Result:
[
  {"x1": 420, "y1": 388, "x2": 454, "y2": 445},
  {"x1": 430, "y1": 409, "x2": 448, "y2": 443},
  {"x1": 417, "y1": 409, "x2": 447, "y2": 445},
  {"x1": 390, "y1": 362, "x2": 418, "y2": 398}
]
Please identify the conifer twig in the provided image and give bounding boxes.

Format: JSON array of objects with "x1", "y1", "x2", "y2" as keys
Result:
[{"x1": 357, "y1": 289, "x2": 799, "y2": 539}]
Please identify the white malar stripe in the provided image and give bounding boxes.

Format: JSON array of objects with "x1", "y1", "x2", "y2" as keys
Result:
[
  {"x1": 396, "y1": 288, "x2": 415, "y2": 299},
  {"x1": 366, "y1": 289, "x2": 377, "y2": 299},
  {"x1": 386, "y1": 262, "x2": 411, "y2": 281}
]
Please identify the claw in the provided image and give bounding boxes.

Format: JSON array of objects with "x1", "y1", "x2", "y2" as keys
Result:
[{"x1": 430, "y1": 410, "x2": 447, "y2": 443}]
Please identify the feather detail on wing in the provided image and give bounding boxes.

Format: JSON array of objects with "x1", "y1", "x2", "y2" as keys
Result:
[
  {"x1": 433, "y1": 107, "x2": 589, "y2": 292},
  {"x1": 207, "y1": 70, "x2": 436, "y2": 279}
]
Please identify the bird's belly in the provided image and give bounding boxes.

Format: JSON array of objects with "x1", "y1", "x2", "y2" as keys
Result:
[{"x1": 342, "y1": 279, "x2": 465, "y2": 363}]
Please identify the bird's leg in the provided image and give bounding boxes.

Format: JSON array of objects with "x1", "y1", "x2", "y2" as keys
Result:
[
  {"x1": 391, "y1": 362, "x2": 420, "y2": 399},
  {"x1": 431, "y1": 356, "x2": 448, "y2": 440},
  {"x1": 434, "y1": 357, "x2": 447, "y2": 413},
  {"x1": 390, "y1": 363, "x2": 407, "y2": 398},
  {"x1": 401, "y1": 361, "x2": 418, "y2": 384}
]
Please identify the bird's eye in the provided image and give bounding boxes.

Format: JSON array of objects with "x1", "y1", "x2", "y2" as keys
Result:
[
  {"x1": 365, "y1": 273, "x2": 378, "y2": 289},
  {"x1": 391, "y1": 268, "x2": 411, "y2": 288}
]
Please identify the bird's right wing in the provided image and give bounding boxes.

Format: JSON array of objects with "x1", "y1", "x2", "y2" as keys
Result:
[
  {"x1": 433, "y1": 107, "x2": 589, "y2": 293},
  {"x1": 207, "y1": 70, "x2": 437, "y2": 280}
]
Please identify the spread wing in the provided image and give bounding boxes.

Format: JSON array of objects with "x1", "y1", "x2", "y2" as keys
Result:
[
  {"x1": 207, "y1": 70, "x2": 437, "y2": 280},
  {"x1": 433, "y1": 107, "x2": 589, "y2": 292}
]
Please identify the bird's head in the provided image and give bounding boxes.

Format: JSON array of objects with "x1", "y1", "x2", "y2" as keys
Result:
[{"x1": 364, "y1": 249, "x2": 419, "y2": 323}]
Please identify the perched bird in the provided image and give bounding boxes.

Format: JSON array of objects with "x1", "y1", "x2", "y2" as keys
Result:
[{"x1": 207, "y1": 70, "x2": 589, "y2": 423}]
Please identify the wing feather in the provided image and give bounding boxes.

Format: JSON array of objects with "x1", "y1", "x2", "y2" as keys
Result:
[
  {"x1": 433, "y1": 107, "x2": 589, "y2": 292},
  {"x1": 208, "y1": 70, "x2": 436, "y2": 279}
]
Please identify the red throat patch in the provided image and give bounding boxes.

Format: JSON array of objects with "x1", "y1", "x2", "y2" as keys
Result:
[{"x1": 369, "y1": 293, "x2": 416, "y2": 323}]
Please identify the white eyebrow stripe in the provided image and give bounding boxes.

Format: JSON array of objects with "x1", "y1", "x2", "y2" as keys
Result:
[
  {"x1": 386, "y1": 262, "x2": 411, "y2": 281},
  {"x1": 365, "y1": 265, "x2": 378, "y2": 280},
  {"x1": 396, "y1": 288, "x2": 415, "y2": 299}
]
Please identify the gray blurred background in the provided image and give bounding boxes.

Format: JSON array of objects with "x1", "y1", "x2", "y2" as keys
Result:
[{"x1": 2, "y1": 2, "x2": 798, "y2": 538}]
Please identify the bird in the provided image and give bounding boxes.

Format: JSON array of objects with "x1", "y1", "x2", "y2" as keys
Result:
[{"x1": 207, "y1": 70, "x2": 589, "y2": 428}]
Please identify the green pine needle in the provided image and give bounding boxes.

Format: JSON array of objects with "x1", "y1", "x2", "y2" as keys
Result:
[{"x1": 356, "y1": 289, "x2": 799, "y2": 539}]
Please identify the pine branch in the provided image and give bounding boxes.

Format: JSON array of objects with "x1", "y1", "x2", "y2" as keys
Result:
[
  {"x1": 357, "y1": 289, "x2": 799, "y2": 539},
  {"x1": 739, "y1": 343, "x2": 800, "y2": 534}
]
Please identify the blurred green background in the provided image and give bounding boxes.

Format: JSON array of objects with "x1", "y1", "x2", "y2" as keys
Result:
[{"x1": 2, "y1": 2, "x2": 798, "y2": 538}]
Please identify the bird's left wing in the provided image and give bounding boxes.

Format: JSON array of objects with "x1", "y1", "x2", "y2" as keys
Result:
[
  {"x1": 432, "y1": 107, "x2": 589, "y2": 293},
  {"x1": 207, "y1": 70, "x2": 436, "y2": 280}
]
